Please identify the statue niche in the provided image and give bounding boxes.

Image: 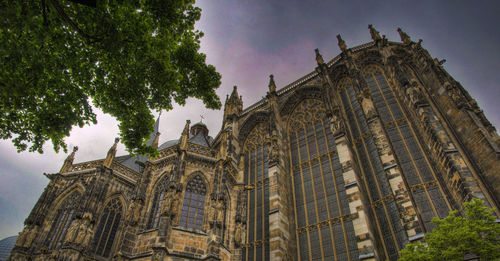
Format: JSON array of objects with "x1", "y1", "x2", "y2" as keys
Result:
[
  {"x1": 330, "y1": 107, "x2": 345, "y2": 136},
  {"x1": 357, "y1": 88, "x2": 377, "y2": 120}
]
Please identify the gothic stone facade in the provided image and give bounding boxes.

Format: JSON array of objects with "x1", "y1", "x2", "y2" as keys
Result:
[{"x1": 10, "y1": 27, "x2": 500, "y2": 261}]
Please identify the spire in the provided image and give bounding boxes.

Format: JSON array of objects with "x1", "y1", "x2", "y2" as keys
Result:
[
  {"x1": 368, "y1": 24, "x2": 382, "y2": 41},
  {"x1": 337, "y1": 34, "x2": 347, "y2": 52},
  {"x1": 397, "y1": 28, "x2": 412, "y2": 45},
  {"x1": 60, "y1": 146, "x2": 78, "y2": 173},
  {"x1": 223, "y1": 86, "x2": 243, "y2": 124},
  {"x1": 104, "y1": 137, "x2": 119, "y2": 168},
  {"x1": 315, "y1": 48, "x2": 325, "y2": 66},
  {"x1": 268, "y1": 74, "x2": 276, "y2": 93},
  {"x1": 180, "y1": 119, "x2": 191, "y2": 149},
  {"x1": 146, "y1": 112, "x2": 161, "y2": 148}
]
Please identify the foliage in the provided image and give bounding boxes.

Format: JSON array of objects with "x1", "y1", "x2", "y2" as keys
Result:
[
  {"x1": 0, "y1": 0, "x2": 221, "y2": 155},
  {"x1": 399, "y1": 198, "x2": 500, "y2": 261}
]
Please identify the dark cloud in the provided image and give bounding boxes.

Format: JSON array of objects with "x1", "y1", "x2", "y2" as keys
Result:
[{"x1": 1, "y1": 0, "x2": 499, "y2": 239}]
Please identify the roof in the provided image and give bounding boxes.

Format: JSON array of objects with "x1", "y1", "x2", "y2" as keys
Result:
[
  {"x1": 158, "y1": 139, "x2": 180, "y2": 150},
  {"x1": 0, "y1": 235, "x2": 17, "y2": 261},
  {"x1": 189, "y1": 131, "x2": 210, "y2": 147}
]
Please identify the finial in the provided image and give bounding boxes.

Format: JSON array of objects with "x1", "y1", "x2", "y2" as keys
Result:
[
  {"x1": 73, "y1": 146, "x2": 78, "y2": 152},
  {"x1": 315, "y1": 48, "x2": 325, "y2": 66},
  {"x1": 337, "y1": 34, "x2": 347, "y2": 52},
  {"x1": 268, "y1": 74, "x2": 276, "y2": 93},
  {"x1": 397, "y1": 28, "x2": 412, "y2": 45},
  {"x1": 368, "y1": 24, "x2": 382, "y2": 41},
  {"x1": 114, "y1": 137, "x2": 120, "y2": 144},
  {"x1": 200, "y1": 115, "x2": 205, "y2": 123}
]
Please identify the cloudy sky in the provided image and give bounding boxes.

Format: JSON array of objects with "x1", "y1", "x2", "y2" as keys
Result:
[{"x1": 1, "y1": 0, "x2": 499, "y2": 239}]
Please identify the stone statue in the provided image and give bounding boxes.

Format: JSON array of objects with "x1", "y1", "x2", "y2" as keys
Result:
[
  {"x1": 397, "y1": 28, "x2": 412, "y2": 45},
  {"x1": 358, "y1": 88, "x2": 377, "y2": 119},
  {"x1": 75, "y1": 216, "x2": 90, "y2": 245},
  {"x1": 407, "y1": 81, "x2": 424, "y2": 106},
  {"x1": 126, "y1": 200, "x2": 136, "y2": 221},
  {"x1": 161, "y1": 190, "x2": 173, "y2": 216},
  {"x1": 368, "y1": 24, "x2": 382, "y2": 41},
  {"x1": 216, "y1": 200, "x2": 224, "y2": 224},
  {"x1": 234, "y1": 223, "x2": 242, "y2": 246},
  {"x1": 268, "y1": 74, "x2": 276, "y2": 93},
  {"x1": 330, "y1": 108, "x2": 345, "y2": 136},
  {"x1": 337, "y1": 34, "x2": 347, "y2": 52},
  {"x1": 170, "y1": 195, "x2": 179, "y2": 219},
  {"x1": 448, "y1": 85, "x2": 466, "y2": 108},
  {"x1": 315, "y1": 48, "x2": 324, "y2": 65},
  {"x1": 82, "y1": 224, "x2": 94, "y2": 247},
  {"x1": 268, "y1": 129, "x2": 280, "y2": 163},
  {"x1": 65, "y1": 218, "x2": 80, "y2": 243}
]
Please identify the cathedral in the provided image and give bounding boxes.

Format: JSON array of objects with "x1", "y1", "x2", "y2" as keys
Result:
[{"x1": 9, "y1": 26, "x2": 500, "y2": 261}]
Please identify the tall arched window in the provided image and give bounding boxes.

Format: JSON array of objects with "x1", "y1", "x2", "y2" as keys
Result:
[
  {"x1": 179, "y1": 175, "x2": 207, "y2": 230},
  {"x1": 46, "y1": 192, "x2": 80, "y2": 249},
  {"x1": 147, "y1": 174, "x2": 169, "y2": 229},
  {"x1": 243, "y1": 122, "x2": 270, "y2": 261},
  {"x1": 288, "y1": 99, "x2": 357, "y2": 260},
  {"x1": 94, "y1": 198, "x2": 122, "y2": 258}
]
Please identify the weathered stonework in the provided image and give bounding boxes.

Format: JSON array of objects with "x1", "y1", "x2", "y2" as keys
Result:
[{"x1": 10, "y1": 27, "x2": 499, "y2": 261}]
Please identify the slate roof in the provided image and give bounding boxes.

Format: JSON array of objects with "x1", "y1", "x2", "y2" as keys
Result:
[{"x1": 0, "y1": 236, "x2": 17, "y2": 261}]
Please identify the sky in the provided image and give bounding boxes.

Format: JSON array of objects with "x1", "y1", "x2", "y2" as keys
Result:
[{"x1": 1, "y1": 0, "x2": 499, "y2": 239}]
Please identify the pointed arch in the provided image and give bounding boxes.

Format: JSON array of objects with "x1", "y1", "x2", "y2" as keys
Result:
[
  {"x1": 287, "y1": 98, "x2": 359, "y2": 260},
  {"x1": 147, "y1": 172, "x2": 170, "y2": 229},
  {"x1": 242, "y1": 122, "x2": 270, "y2": 260},
  {"x1": 46, "y1": 191, "x2": 81, "y2": 249},
  {"x1": 179, "y1": 174, "x2": 207, "y2": 230},
  {"x1": 93, "y1": 197, "x2": 123, "y2": 258}
]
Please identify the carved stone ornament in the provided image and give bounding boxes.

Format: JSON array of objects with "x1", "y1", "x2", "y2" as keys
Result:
[
  {"x1": 207, "y1": 201, "x2": 216, "y2": 223},
  {"x1": 315, "y1": 48, "x2": 325, "y2": 65},
  {"x1": 357, "y1": 88, "x2": 377, "y2": 119},
  {"x1": 216, "y1": 200, "x2": 224, "y2": 224},
  {"x1": 337, "y1": 34, "x2": 347, "y2": 52},
  {"x1": 64, "y1": 218, "x2": 80, "y2": 243},
  {"x1": 406, "y1": 81, "x2": 425, "y2": 106},
  {"x1": 330, "y1": 107, "x2": 345, "y2": 136},
  {"x1": 368, "y1": 24, "x2": 382, "y2": 41},
  {"x1": 268, "y1": 129, "x2": 280, "y2": 164}
]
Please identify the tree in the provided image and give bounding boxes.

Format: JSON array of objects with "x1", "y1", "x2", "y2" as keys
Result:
[
  {"x1": 399, "y1": 198, "x2": 500, "y2": 261},
  {"x1": 0, "y1": 0, "x2": 221, "y2": 155}
]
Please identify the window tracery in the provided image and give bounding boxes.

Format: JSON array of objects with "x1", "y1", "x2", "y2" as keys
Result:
[
  {"x1": 46, "y1": 192, "x2": 80, "y2": 249},
  {"x1": 288, "y1": 99, "x2": 357, "y2": 260},
  {"x1": 179, "y1": 175, "x2": 207, "y2": 230},
  {"x1": 147, "y1": 174, "x2": 169, "y2": 229},
  {"x1": 94, "y1": 198, "x2": 122, "y2": 258},
  {"x1": 243, "y1": 122, "x2": 270, "y2": 261}
]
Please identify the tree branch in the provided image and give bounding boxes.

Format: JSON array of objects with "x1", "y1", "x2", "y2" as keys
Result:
[{"x1": 48, "y1": 0, "x2": 102, "y2": 42}]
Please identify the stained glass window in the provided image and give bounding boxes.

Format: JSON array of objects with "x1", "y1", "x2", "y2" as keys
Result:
[
  {"x1": 243, "y1": 122, "x2": 270, "y2": 261},
  {"x1": 179, "y1": 175, "x2": 207, "y2": 230},
  {"x1": 147, "y1": 175, "x2": 169, "y2": 229},
  {"x1": 46, "y1": 192, "x2": 80, "y2": 249},
  {"x1": 288, "y1": 99, "x2": 356, "y2": 260},
  {"x1": 94, "y1": 198, "x2": 122, "y2": 258}
]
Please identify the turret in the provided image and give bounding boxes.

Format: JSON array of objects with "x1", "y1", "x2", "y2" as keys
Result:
[
  {"x1": 180, "y1": 120, "x2": 191, "y2": 150},
  {"x1": 103, "y1": 138, "x2": 119, "y2": 168},
  {"x1": 223, "y1": 86, "x2": 243, "y2": 124},
  {"x1": 60, "y1": 146, "x2": 78, "y2": 173}
]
